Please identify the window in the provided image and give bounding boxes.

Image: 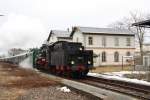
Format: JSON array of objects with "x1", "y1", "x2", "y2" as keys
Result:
[
  {"x1": 88, "y1": 36, "x2": 93, "y2": 45},
  {"x1": 115, "y1": 37, "x2": 119, "y2": 46},
  {"x1": 76, "y1": 37, "x2": 79, "y2": 42},
  {"x1": 102, "y1": 36, "x2": 106, "y2": 47},
  {"x1": 102, "y1": 52, "x2": 106, "y2": 62},
  {"x1": 114, "y1": 52, "x2": 119, "y2": 62},
  {"x1": 126, "y1": 38, "x2": 131, "y2": 46},
  {"x1": 126, "y1": 52, "x2": 130, "y2": 56}
]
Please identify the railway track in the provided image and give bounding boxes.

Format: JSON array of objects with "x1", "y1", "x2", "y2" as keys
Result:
[
  {"x1": 77, "y1": 76, "x2": 150, "y2": 100},
  {"x1": 40, "y1": 69, "x2": 150, "y2": 99}
]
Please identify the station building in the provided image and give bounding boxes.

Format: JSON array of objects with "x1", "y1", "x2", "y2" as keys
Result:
[{"x1": 47, "y1": 26, "x2": 135, "y2": 67}]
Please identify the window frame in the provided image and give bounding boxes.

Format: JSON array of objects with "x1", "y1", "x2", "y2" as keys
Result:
[
  {"x1": 102, "y1": 36, "x2": 106, "y2": 47},
  {"x1": 114, "y1": 37, "x2": 119, "y2": 46},
  {"x1": 126, "y1": 52, "x2": 131, "y2": 56},
  {"x1": 102, "y1": 51, "x2": 106, "y2": 62},
  {"x1": 88, "y1": 36, "x2": 93, "y2": 45},
  {"x1": 126, "y1": 37, "x2": 131, "y2": 46},
  {"x1": 114, "y1": 52, "x2": 119, "y2": 62}
]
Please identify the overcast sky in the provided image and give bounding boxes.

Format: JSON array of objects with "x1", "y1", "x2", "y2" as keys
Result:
[{"x1": 0, "y1": 0, "x2": 150, "y2": 55}]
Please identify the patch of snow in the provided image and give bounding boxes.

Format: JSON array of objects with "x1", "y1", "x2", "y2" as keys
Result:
[
  {"x1": 103, "y1": 71, "x2": 146, "y2": 77},
  {"x1": 88, "y1": 72, "x2": 100, "y2": 77},
  {"x1": 88, "y1": 72, "x2": 150, "y2": 86},
  {"x1": 57, "y1": 86, "x2": 71, "y2": 93},
  {"x1": 34, "y1": 69, "x2": 39, "y2": 72}
]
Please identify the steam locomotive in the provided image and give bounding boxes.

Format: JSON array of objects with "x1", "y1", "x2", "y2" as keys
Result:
[{"x1": 33, "y1": 41, "x2": 93, "y2": 78}]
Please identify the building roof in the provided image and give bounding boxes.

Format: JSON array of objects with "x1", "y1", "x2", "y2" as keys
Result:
[
  {"x1": 51, "y1": 30, "x2": 70, "y2": 37},
  {"x1": 71, "y1": 26, "x2": 134, "y2": 36},
  {"x1": 47, "y1": 30, "x2": 71, "y2": 41},
  {"x1": 132, "y1": 19, "x2": 150, "y2": 28},
  {"x1": 47, "y1": 26, "x2": 135, "y2": 41}
]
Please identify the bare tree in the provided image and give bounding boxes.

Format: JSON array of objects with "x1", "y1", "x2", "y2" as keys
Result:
[
  {"x1": 108, "y1": 12, "x2": 148, "y2": 64},
  {"x1": 130, "y1": 12, "x2": 146, "y2": 64},
  {"x1": 8, "y1": 48, "x2": 26, "y2": 56}
]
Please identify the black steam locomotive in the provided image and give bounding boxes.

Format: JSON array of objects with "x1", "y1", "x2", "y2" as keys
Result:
[{"x1": 33, "y1": 41, "x2": 93, "y2": 78}]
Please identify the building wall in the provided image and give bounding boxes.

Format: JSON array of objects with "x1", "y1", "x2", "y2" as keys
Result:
[
  {"x1": 143, "y1": 45, "x2": 150, "y2": 52},
  {"x1": 58, "y1": 38, "x2": 72, "y2": 42},
  {"x1": 72, "y1": 32, "x2": 135, "y2": 66},
  {"x1": 48, "y1": 34, "x2": 58, "y2": 43},
  {"x1": 87, "y1": 48, "x2": 135, "y2": 66},
  {"x1": 72, "y1": 31, "x2": 84, "y2": 45},
  {"x1": 84, "y1": 34, "x2": 135, "y2": 48},
  {"x1": 48, "y1": 34, "x2": 72, "y2": 43}
]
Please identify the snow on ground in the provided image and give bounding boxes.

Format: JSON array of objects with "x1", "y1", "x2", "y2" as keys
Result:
[
  {"x1": 88, "y1": 71, "x2": 150, "y2": 86},
  {"x1": 57, "y1": 86, "x2": 71, "y2": 93},
  {"x1": 103, "y1": 71, "x2": 146, "y2": 77}
]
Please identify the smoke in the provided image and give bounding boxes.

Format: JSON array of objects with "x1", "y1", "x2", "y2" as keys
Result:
[
  {"x1": 0, "y1": 13, "x2": 47, "y2": 54},
  {"x1": 19, "y1": 56, "x2": 33, "y2": 69}
]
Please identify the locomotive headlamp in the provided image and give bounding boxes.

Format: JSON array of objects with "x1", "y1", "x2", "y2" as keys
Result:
[
  {"x1": 88, "y1": 61, "x2": 91, "y2": 64},
  {"x1": 42, "y1": 58, "x2": 46, "y2": 61},
  {"x1": 79, "y1": 47, "x2": 82, "y2": 50},
  {"x1": 71, "y1": 61, "x2": 75, "y2": 64}
]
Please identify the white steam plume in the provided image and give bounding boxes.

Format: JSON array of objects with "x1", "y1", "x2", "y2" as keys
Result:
[{"x1": 19, "y1": 56, "x2": 33, "y2": 69}]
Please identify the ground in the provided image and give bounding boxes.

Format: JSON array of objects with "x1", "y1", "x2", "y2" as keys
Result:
[{"x1": 0, "y1": 62, "x2": 98, "y2": 100}]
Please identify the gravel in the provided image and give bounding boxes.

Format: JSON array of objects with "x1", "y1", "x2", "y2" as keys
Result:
[
  {"x1": 0, "y1": 63, "x2": 100, "y2": 100},
  {"x1": 17, "y1": 86, "x2": 96, "y2": 100}
]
